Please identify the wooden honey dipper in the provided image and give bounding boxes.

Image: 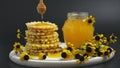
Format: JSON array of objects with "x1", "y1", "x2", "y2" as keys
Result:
[{"x1": 37, "y1": 0, "x2": 46, "y2": 20}]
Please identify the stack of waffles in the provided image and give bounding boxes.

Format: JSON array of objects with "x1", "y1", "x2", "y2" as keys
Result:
[{"x1": 25, "y1": 21, "x2": 62, "y2": 56}]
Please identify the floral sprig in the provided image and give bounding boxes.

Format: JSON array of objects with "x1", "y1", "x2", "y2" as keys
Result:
[
  {"x1": 92, "y1": 33, "x2": 117, "y2": 45},
  {"x1": 16, "y1": 28, "x2": 25, "y2": 39},
  {"x1": 17, "y1": 29, "x2": 21, "y2": 39},
  {"x1": 60, "y1": 33, "x2": 117, "y2": 64},
  {"x1": 61, "y1": 42, "x2": 89, "y2": 63}
]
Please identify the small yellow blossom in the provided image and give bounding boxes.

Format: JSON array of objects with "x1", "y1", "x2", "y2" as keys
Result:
[
  {"x1": 16, "y1": 29, "x2": 21, "y2": 39},
  {"x1": 64, "y1": 42, "x2": 76, "y2": 54},
  {"x1": 13, "y1": 42, "x2": 23, "y2": 54},
  {"x1": 85, "y1": 46, "x2": 96, "y2": 56},
  {"x1": 20, "y1": 52, "x2": 30, "y2": 61},
  {"x1": 17, "y1": 29, "x2": 21, "y2": 33},
  {"x1": 81, "y1": 42, "x2": 96, "y2": 56},
  {"x1": 85, "y1": 15, "x2": 95, "y2": 24},
  {"x1": 102, "y1": 37, "x2": 108, "y2": 44},
  {"x1": 39, "y1": 53, "x2": 46, "y2": 60},
  {"x1": 17, "y1": 33, "x2": 21, "y2": 39},
  {"x1": 76, "y1": 54, "x2": 90, "y2": 64},
  {"x1": 109, "y1": 33, "x2": 117, "y2": 43},
  {"x1": 99, "y1": 46, "x2": 115, "y2": 57},
  {"x1": 61, "y1": 49, "x2": 73, "y2": 60},
  {"x1": 92, "y1": 34, "x2": 104, "y2": 45}
]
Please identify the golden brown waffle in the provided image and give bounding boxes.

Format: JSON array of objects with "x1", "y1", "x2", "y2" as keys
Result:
[
  {"x1": 25, "y1": 42, "x2": 62, "y2": 56},
  {"x1": 25, "y1": 42, "x2": 61, "y2": 50},
  {"x1": 25, "y1": 30, "x2": 54, "y2": 36},
  {"x1": 26, "y1": 38, "x2": 60, "y2": 44},
  {"x1": 26, "y1": 21, "x2": 58, "y2": 31},
  {"x1": 26, "y1": 32, "x2": 59, "y2": 40},
  {"x1": 25, "y1": 47, "x2": 62, "y2": 56}
]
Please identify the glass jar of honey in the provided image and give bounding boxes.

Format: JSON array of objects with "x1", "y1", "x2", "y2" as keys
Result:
[{"x1": 62, "y1": 12, "x2": 94, "y2": 48}]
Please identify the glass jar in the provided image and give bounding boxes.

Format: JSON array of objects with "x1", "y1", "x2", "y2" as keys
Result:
[{"x1": 62, "y1": 12, "x2": 94, "y2": 48}]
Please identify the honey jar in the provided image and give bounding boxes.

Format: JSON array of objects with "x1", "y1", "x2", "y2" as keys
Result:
[{"x1": 62, "y1": 12, "x2": 94, "y2": 48}]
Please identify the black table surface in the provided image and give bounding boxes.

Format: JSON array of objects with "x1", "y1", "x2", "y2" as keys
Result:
[{"x1": 0, "y1": 41, "x2": 120, "y2": 68}]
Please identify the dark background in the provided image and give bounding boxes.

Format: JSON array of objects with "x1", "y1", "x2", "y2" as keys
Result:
[{"x1": 0, "y1": 0, "x2": 120, "y2": 68}]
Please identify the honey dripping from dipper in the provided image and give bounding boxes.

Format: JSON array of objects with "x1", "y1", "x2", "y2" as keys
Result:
[{"x1": 37, "y1": 0, "x2": 46, "y2": 20}]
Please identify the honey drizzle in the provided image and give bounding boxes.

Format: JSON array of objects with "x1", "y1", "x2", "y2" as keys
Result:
[{"x1": 37, "y1": 0, "x2": 46, "y2": 20}]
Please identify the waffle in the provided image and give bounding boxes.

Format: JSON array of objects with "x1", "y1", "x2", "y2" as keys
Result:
[
  {"x1": 26, "y1": 21, "x2": 58, "y2": 31},
  {"x1": 25, "y1": 21, "x2": 62, "y2": 56}
]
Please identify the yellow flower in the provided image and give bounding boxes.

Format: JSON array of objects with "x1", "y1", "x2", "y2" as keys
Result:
[
  {"x1": 95, "y1": 48, "x2": 104, "y2": 57},
  {"x1": 66, "y1": 47, "x2": 74, "y2": 52},
  {"x1": 16, "y1": 29, "x2": 21, "y2": 39},
  {"x1": 66, "y1": 46, "x2": 76, "y2": 54},
  {"x1": 102, "y1": 37, "x2": 108, "y2": 45},
  {"x1": 95, "y1": 34, "x2": 103, "y2": 40},
  {"x1": 85, "y1": 15, "x2": 95, "y2": 24},
  {"x1": 83, "y1": 42, "x2": 96, "y2": 56},
  {"x1": 65, "y1": 42, "x2": 76, "y2": 54},
  {"x1": 13, "y1": 42, "x2": 23, "y2": 54},
  {"x1": 20, "y1": 52, "x2": 30, "y2": 61},
  {"x1": 17, "y1": 33, "x2": 21, "y2": 39},
  {"x1": 97, "y1": 50, "x2": 105, "y2": 57},
  {"x1": 93, "y1": 34, "x2": 111, "y2": 45},
  {"x1": 17, "y1": 29, "x2": 21, "y2": 33},
  {"x1": 39, "y1": 53, "x2": 46, "y2": 60},
  {"x1": 94, "y1": 45, "x2": 103, "y2": 57},
  {"x1": 107, "y1": 47, "x2": 116, "y2": 53},
  {"x1": 101, "y1": 49, "x2": 111, "y2": 57},
  {"x1": 95, "y1": 46, "x2": 109, "y2": 57},
  {"x1": 93, "y1": 34, "x2": 104, "y2": 45},
  {"x1": 61, "y1": 49, "x2": 73, "y2": 60},
  {"x1": 76, "y1": 54, "x2": 90, "y2": 64},
  {"x1": 109, "y1": 33, "x2": 117, "y2": 43},
  {"x1": 99, "y1": 46, "x2": 116, "y2": 57},
  {"x1": 86, "y1": 46, "x2": 96, "y2": 56}
]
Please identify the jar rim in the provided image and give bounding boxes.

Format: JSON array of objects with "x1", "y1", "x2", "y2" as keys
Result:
[{"x1": 67, "y1": 12, "x2": 89, "y2": 19}]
